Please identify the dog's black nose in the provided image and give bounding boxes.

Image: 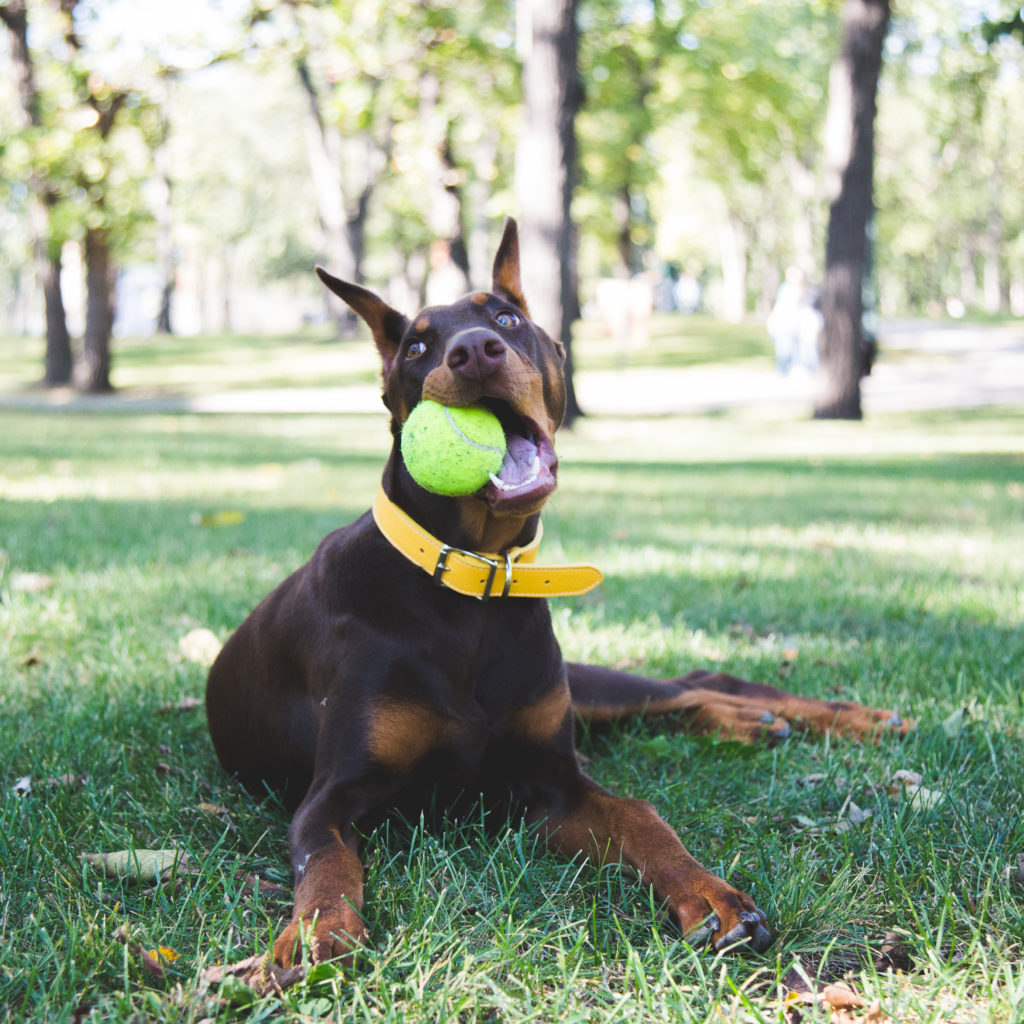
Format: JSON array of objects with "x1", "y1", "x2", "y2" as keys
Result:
[{"x1": 446, "y1": 330, "x2": 507, "y2": 381}]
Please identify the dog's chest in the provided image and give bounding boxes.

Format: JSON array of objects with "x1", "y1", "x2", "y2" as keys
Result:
[{"x1": 362, "y1": 613, "x2": 569, "y2": 779}]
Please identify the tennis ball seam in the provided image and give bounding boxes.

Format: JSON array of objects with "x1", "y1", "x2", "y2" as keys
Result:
[{"x1": 445, "y1": 406, "x2": 505, "y2": 454}]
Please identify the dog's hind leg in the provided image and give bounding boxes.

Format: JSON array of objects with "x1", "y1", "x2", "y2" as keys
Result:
[{"x1": 566, "y1": 663, "x2": 909, "y2": 742}]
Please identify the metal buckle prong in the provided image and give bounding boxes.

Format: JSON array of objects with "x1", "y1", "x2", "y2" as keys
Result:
[
  {"x1": 433, "y1": 544, "x2": 501, "y2": 601},
  {"x1": 501, "y1": 551, "x2": 514, "y2": 598}
]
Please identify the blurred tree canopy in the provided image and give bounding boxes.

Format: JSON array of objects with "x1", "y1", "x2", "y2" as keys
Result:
[{"x1": 1, "y1": 0, "x2": 1023, "y2": 389}]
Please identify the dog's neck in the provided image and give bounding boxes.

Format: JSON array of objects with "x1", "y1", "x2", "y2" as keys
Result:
[{"x1": 382, "y1": 453, "x2": 541, "y2": 554}]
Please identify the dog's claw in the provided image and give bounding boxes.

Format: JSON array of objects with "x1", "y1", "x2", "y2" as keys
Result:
[
  {"x1": 759, "y1": 710, "x2": 775, "y2": 723},
  {"x1": 714, "y1": 910, "x2": 772, "y2": 953},
  {"x1": 684, "y1": 914, "x2": 719, "y2": 948},
  {"x1": 887, "y1": 712, "x2": 902, "y2": 727}
]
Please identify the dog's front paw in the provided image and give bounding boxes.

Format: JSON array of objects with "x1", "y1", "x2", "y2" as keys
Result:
[
  {"x1": 273, "y1": 911, "x2": 368, "y2": 968},
  {"x1": 674, "y1": 885, "x2": 772, "y2": 954}
]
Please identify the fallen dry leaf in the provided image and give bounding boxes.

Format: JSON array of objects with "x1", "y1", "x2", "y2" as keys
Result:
[
  {"x1": 141, "y1": 945, "x2": 181, "y2": 978},
  {"x1": 797, "y1": 773, "x2": 828, "y2": 787},
  {"x1": 820, "y1": 982, "x2": 866, "y2": 1009},
  {"x1": 113, "y1": 925, "x2": 182, "y2": 978},
  {"x1": 1006, "y1": 853, "x2": 1024, "y2": 888},
  {"x1": 886, "y1": 769, "x2": 943, "y2": 810},
  {"x1": 199, "y1": 801, "x2": 229, "y2": 817},
  {"x1": 846, "y1": 802, "x2": 871, "y2": 825},
  {"x1": 874, "y1": 931, "x2": 914, "y2": 972},
  {"x1": 237, "y1": 872, "x2": 287, "y2": 898},
  {"x1": 178, "y1": 627, "x2": 223, "y2": 666},
  {"x1": 888, "y1": 768, "x2": 922, "y2": 788},
  {"x1": 157, "y1": 695, "x2": 204, "y2": 715},
  {"x1": 785, "y1": 980, "x2": 890, "y2": 1024},
  {"x1": 192, "y1": 509, "x2": 246, "y2": 528},
  {"x1": 200, "y1": 953, "x2": 305, "y2": 997},
  {"x1": 10, "y1": 571, "x2": 54, "y2": 593},
  {"x1": 83, "y1": 848, "x2": 187, "y2": 883},
  {"x1": 47, "y1": 772, "x2": 87, "y2": 790}
]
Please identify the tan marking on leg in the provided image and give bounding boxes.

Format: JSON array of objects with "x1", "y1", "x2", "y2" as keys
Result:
[
  {"x1": 366, "y1": 702, "x2": 451, "y2": 772},
  {"x1": 274, "y1": 837, "x2": 367, "y2": 967},
  {"x1": 506, "y1": 684, "x2": 571, "y2": 743}
]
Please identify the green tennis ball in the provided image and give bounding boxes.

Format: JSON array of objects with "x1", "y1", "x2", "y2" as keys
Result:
[{"x1": 401, "y1": 400, "x2": 506, "y2": 496}]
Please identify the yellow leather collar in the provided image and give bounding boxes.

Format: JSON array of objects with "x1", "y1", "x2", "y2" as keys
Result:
[{"x1": 372, "y1": 485, "x2": 602, "y2": 601}]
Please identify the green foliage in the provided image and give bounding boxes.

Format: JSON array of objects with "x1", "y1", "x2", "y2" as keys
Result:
[
  {"x1": 4, "y1": 0, "x2": 1024, "y2": 336},
  {"x1": 877, "y1": 0, "x2": 1024, "y2": 314},
  {"x1": 0, "y1": 0, "x2": 157, "y2": 255}
]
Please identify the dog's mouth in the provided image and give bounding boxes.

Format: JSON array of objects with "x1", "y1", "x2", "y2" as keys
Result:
[{"x1": 479, "y1": 400, "x2": 557, "y2": 512}]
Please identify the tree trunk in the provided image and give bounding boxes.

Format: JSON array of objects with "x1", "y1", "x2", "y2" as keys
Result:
[
  {"x1": 515, "y1": 0, "x2": 582, "y2": 425},
  {"x1": 77, "y1": 227, "x2": 115, "y2": 393},
  {"x1": 2, "y1": 0, "x2": 73, "y2": 384},
  {"x1": 419, "y1": 72, "x2": 471, "y2": 303},
  {"x1": 295, "y1": 56, "x2": 358, "y2": 327},
  {"x1": 40, "y1": 243, "x2": 73, "y2": 384},
  {"x1": 467, "y1": 132, "x2": 498, "y2": 288},
  {"x1": 154, "y1": 73, "x2": 176, "y2": 335},
  {"x1": 815, "y1": 0, "x2": 889, "y2": 421}
]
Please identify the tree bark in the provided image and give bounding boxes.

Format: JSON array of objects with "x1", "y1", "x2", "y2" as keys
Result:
[
  {"x1": 295, "y1": 59, "x2": 356, "y2": 287},
  {"x1": 1, "y1": 0, "x2": 74, "y2": 385},
  {"x1": 419, "y1": 70, "x2": 471, "y2": 302},
  {"x1": 76, "y1": 227, "x2": 115, "y2": 393},
  {"x1": 39, "y1": 243, "x2": 73, "y2": 384},
  {"x1": 60, "y1": 0, "x2": 125, "y2": 393},
  {"x1": 294, "y1": 53, "x2": 385, "y2": 327},
  {"x1": 154, "y1": 72, "x2": 176, "y2": 334},
  {"x1": 815, "y1": 0, "x2": 890, "y2": 420},
  {"x1": 515, "y1": 0, "x2": 583, "y2": 425}
]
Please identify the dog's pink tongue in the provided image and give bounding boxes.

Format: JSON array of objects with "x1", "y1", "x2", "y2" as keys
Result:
[{"x1": 494, "y1": 435, "x2": 540, "y2": 489}]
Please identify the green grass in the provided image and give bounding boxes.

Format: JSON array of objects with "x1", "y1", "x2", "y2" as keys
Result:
[
  {"x1": 2, "y1": 368, "x2": 1024, "y2": 1021},
  {"x1": 0, "y1": 313, "x2": 772, "y2": 397}
]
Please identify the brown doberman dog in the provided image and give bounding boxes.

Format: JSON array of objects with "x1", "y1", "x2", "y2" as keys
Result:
[{"x1": 206, "y1": 218, "x2": 907, "y2": 968}]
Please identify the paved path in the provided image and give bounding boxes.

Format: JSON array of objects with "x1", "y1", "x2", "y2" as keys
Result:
[
  {"x1": 576, "y1": 320, "x2": 1024, "y2": 417},
  {"x1": 2, "y1": 320, "x2": 1022, "y2": 417}
]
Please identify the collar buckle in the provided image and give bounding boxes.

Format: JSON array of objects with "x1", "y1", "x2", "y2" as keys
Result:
[{"x1": 433, "y1": 544, "x2": 508, "y2": 601}]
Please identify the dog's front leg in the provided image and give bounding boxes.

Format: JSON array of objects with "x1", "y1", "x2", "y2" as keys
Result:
[
  {"x1": 273, "y1": 788, "x2": 370, "y2": 968},
  {"x1": 540, "y1": 776, "x2": 771, "y2": 953}
]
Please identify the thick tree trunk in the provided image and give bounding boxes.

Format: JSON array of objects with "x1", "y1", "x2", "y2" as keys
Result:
[
  {"x1": 516, "y1": 0, "x2": 583, "y2": 425},
  {"x1": 419, "y1": 71, "x2": 471, "y2": 302},
  {"x1": 77, "y1": 227, "x2": 115, "y2": 393},
  {"x1": 154, "y1": 74, "x2": 176, "y2": 335},
  {"x1": 815, "y1": 0, "x2": 890, "y2": 420},
  {"x1": 467, "y1": 133, "x2": 498, "y2": 287},
  {"x1": 40, "y1": 243, "x2": 73, "y2": 384},
  {"x1": 295, "y1": 57, "x2": 358, "y2": 329}
]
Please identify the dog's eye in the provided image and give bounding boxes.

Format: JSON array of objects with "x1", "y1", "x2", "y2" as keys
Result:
[
  {"x1": 405, "y1": 341, "x2": 427, "y2": 360},
  {"x1": 495, "y1": 311, "x2": 520, "y2": 329}
]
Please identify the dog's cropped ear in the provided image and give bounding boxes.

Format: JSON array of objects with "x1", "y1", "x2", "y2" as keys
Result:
[
  {"x1": 316, "y1": 267, "x2": 410, "y2": 374},
  {"x1": 491, "y1": 217, "x2": 530, "y2": 317}
]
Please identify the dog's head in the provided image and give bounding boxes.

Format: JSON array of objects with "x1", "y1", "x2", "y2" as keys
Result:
[{"x1": 317, "y1": 219, "x2": 567, "y2": 522}]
